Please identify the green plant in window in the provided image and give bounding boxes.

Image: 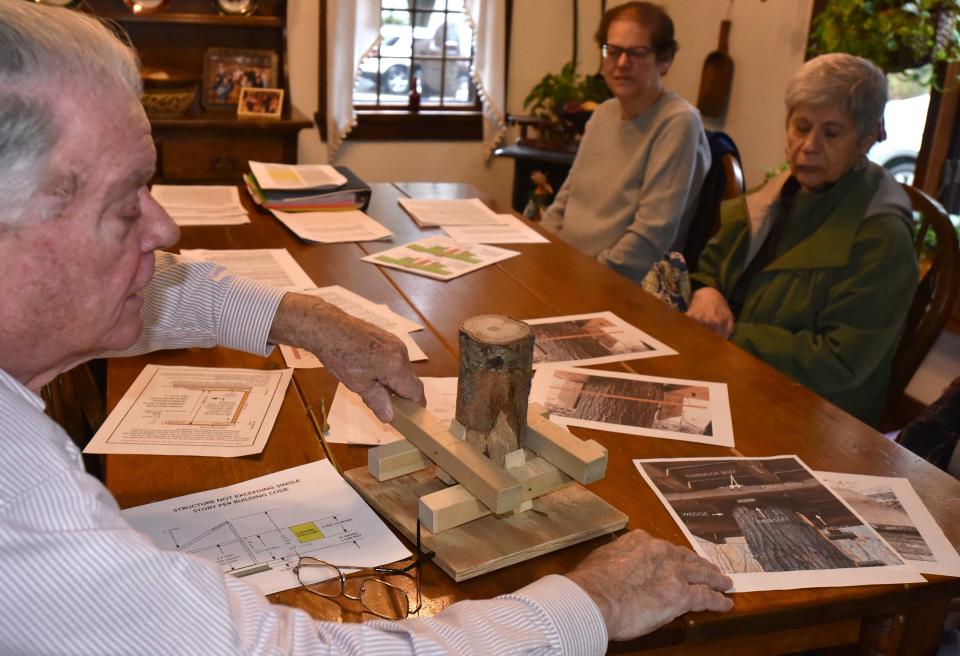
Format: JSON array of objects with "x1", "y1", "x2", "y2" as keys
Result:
[
  {"x1": 808, "y1": 0, "x2": 960, "y2": 85},
  {"x1": 522, "y1": 62, "x2": 611, "y2": 140}
]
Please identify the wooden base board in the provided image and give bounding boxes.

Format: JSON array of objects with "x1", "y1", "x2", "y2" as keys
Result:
[{"x1": 344, "y1": 466, "x2": 628, "y2": 582}]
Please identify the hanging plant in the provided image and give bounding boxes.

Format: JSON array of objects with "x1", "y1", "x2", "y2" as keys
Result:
[{"x1": 808, "y1": 0, "x2": 960, "y2": 83}]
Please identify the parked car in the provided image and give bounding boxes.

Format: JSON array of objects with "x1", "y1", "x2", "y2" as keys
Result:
[{"x1": 868, "y1": 93, "x2": 929, "y2": 185}]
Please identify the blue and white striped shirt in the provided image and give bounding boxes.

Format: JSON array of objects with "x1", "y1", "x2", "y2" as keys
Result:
[{"x1": 0, "y1": 253, "x2": 608, "y2": 655}]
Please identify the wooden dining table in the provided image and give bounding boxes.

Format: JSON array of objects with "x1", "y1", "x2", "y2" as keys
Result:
[{"x1": 105, "y1": 182, "x2": 960, "y2": 655}]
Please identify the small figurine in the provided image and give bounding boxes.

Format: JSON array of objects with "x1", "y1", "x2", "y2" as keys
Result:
[{"x1": 523, "y1": 170, "x2": 554, "y2": 221}]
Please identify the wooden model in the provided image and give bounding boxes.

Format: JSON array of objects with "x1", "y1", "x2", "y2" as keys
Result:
[{"x1": 345, "y1": 315, "x2": 627, "y2": 581}]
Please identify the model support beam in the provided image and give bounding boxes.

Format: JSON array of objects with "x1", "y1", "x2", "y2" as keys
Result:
[
  {"x1": 390, "y1": 396, "x2": 524, "y2": 514},
  {"x1": 525, "y1": 403, "x2": 608, "y2": 484},
  {"x1": 367, "y1": 440, "x2": 432, "y2": 481}
]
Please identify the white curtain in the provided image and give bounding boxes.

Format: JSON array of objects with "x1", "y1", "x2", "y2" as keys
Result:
[
  {"x1": 326, "y1": 0, "x2": 380, "y2": 161},
  {"x1": 464, "y1": 0, "x2": 508, "y2": 158},
  {"x1": 326, "y1": 0, "x2": 507, "y2": 160}
]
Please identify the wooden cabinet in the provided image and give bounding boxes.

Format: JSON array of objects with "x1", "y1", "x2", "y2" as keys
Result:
[{"x1": 85, "y1": 0, "x2": 311, "y2": 183}]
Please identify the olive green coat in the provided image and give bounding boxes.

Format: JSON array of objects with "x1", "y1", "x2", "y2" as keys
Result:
[{"x1": 691, "y1": 164, "x2": 918, "y2": 425}]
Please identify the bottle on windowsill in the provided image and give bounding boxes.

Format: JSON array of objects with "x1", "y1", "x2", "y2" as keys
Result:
[{"x1": 408, "y1": 73, "x2": 421, "y2": 112}]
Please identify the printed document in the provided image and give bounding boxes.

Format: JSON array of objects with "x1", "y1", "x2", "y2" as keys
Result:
[
  {"x1": 280, "y1": 330, "x2": 426, "y2": 368},
  {"x1": 122, "y1": 459, "x2": 411, "y2": 595},
  {"x1": 398, "y1": 198, "x2": 504, "y2": 227},
  {"x1": 249, "y1": 161, "x2": 346, "y2": 190},
  {"x1": 271, "y1": 209, "x2": 392, "y2": 243},
  {"x1": 817, "y1": 470, "x2": 960, "y2": 577},
  {"x1": 362, "y1": 236, "x2": 520, "y2": 281},
  {"x1": 180, "y1": 248, "x2": 316, "y2": 290},
  {"x1": 84, "y1": 365, "x2": 292, "y2": 457},
  {"x1": 441, "y1": 215, "x2": 549, "y2": 244},
  {"x1": 151, "y1": 185, "x2": 249, "y2": 226},
  {"x1": 635, "y1": 456, "x2": 925, "y2": 592}
]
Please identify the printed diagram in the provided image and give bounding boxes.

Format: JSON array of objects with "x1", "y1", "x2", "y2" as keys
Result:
[
  {"x1": 374, "y1": 253, "x2": 455, "y2": 277},
  {"x1": 407, "y1": 242, "x2": 482, "y2": 264},
  {"x1": 146, "y1": 384, "x2": 251, "y2": 427},
  {"x1": 162, "y1": 510, "x2": 363, "y2": 576}
]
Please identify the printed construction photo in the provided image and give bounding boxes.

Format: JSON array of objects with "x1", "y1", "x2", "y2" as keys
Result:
[
  {"x1": 530, "y1": 366, "x2": 734, "y2": 447},
  {"x1": 524, "y1": 311, "x2": 676, "y2": 368},
  {"x1": 634, "y1": 456, "x2": 924, "y2": 592}
]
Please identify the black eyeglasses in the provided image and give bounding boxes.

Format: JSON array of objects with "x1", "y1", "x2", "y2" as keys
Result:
[
  {"x1": 602, "y1": 43, "x2": 655, "y2": 63},
  {"x1": 293, "y1": 520, "x2": 435, "y2": 620}
]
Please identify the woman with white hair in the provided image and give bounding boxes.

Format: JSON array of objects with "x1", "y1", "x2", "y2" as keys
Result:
[{"x1": 687, "y1": 53, "x2": 918, "y2": 426}]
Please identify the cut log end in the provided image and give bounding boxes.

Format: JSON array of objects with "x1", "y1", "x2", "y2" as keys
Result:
[{"x1": 460, "y1": 314, "x2": 531, "y2": 345}]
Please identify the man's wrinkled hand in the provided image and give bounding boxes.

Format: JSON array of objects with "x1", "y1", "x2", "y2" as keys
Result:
[
  {"x1": 269, "y1": 294, "x2": 425, "y2": 422},
  {"x1": 687, "y1": 287, "x2": 735, "y2": 339},
  {"x1": 565, "y1": 529, "x2": 733, "y2": 641}
]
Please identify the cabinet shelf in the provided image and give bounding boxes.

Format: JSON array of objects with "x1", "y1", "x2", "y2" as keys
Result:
[{"x1": 98, "y1": 12, "x2": 283, "y2": 28}]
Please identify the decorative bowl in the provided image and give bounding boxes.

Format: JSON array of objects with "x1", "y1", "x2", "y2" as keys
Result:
[{"x1": 140, "y1": 67, "x2": 199, "y2": 119}]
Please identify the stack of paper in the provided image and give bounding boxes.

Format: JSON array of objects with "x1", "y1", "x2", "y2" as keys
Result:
[
  {"x1": 441, "y1": 214, "x2": 549, "y2": 244},
  {"x1": 361, "y1": 236, "x2": 520, "y2": 281},
  {"x1": 398, "y1": 198, "x2": 504, "y2": 228},
  {"x1": 179, "y1": 248, "x2": 316, "y2": 290},
  {"x1": 271, "y1": 208, "x2": 392, "y2": 243},
  {"x1": 245, "y1": 161, "x2": 371, "y2": 212},
  {"x1": 151, "y1": 185, "x2": 249, "y2": 226},
  {"x1": 278, "y1": 286, "x2": 427, "y2": 368}
]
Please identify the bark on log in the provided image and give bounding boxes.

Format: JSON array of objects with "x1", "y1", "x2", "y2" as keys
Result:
[
  {"x1": 732, "y1": 505, "x2": 856, "y2": 572},
  {"x1": 456, "y1": 315, "x2": 534, "y2": 467}
]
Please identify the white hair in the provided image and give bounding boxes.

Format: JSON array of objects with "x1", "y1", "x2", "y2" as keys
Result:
[
  {"x1": 785, "y1": 53, "x2": 887, "y2": 141},
  {"x1": 0, "y1": 0, "x2": 141, "y2": 225}
]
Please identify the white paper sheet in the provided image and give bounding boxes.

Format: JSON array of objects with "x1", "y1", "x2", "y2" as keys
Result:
[
  {"x1": 634, "y1": 456, "x2": 925, "y2": 592},
  {"x1": 362, "y1": 236, "x2": 519, "y2": 281},
  {"x1": 303, "y1": 286, "x2": 423, "y2": 334},
  {"x1": 271, "y1": 209, "x2": 392, "y2": 243},
  {"x1": 180, "y1": 248, "x2": 316, "y2": 290},
  {"x1": 151, "y1": 185, "x2": 243, "y2": 209},
  {"x1": 279, "y1": 330, "x2": 426, "y2": 369},
  {"x1": 122, "y1": 460, "x2": 411, "y2": 595},
  {"x1": 398, "y1": 198, "x2": 504, "y2": 227},
  {"x1": 530, "y1": 365, "x2": 734, "y2": 447},
  {"x1": 249, "y1": 161, "x2": 346, "y2": 190},
  {"x1": 441, "y1": 215, "x2": 549, "y2": 244},
  {"x1": 326, "y1": 378, "x2": 457, "y2": 445},
  {"x1": 169, "y1": 213, "x2": 251, "y2": 226},
  {"x1": 84, "y1": 365, "x2": 292, "y2": 457},
  {"x1": 817, "y1": 470, "x2": 960, "y2": 577},
  {"x1": 525, "y1": 311, "x2": 677, "y2": 368}
]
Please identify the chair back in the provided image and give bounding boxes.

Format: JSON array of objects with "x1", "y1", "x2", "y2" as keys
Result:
[
  {"x1": 683, "y1": 130, "x2": 744, "y2": 272},
  {"x1": 886, "y1": 185, "x2": 960, "y2": 407}
]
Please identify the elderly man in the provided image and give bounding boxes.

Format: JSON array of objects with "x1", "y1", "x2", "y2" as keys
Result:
[{"x1": 0, "y1": 2, "x2": 733, "y2": 653}]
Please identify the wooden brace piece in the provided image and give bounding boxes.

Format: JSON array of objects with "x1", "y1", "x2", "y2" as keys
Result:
[
  {"x1": 390, "y1": 397, "x2": 523, "y2": 514},
  {"x1": 525, "y1": 403, "x2": 607, "y2": 484},
  {"x1": 368, "y1": 440, "x2": 432, "y2": 481}
]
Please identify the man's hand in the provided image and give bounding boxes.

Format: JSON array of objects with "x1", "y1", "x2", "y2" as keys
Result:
[
  {"x1": 686, "y1": 287, "x2": 735, "y2": 339},
  {"x1": 269, "y1": 294, "x2": 425, "y2": 422},
  {"x1": 565, "y1": 529, "x2": 733, "y2": 641}
]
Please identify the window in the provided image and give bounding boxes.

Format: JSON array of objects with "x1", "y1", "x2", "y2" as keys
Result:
[{"x1": 351, "y1": 0, "x2": 482, "y2": 140}]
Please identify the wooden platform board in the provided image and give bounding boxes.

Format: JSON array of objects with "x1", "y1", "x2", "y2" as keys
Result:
[{"x1": 345, "y1": 466, "x2": 628, "y2": 582}]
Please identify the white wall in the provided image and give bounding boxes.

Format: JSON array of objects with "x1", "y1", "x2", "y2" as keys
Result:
[{"x1": 286, "y1": 0, "x2": 957, "y2": 405}]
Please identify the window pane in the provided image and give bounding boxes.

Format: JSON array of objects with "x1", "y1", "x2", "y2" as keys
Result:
[{"x1": 443, "y1": 60, "x2": 474, "y2": 104}]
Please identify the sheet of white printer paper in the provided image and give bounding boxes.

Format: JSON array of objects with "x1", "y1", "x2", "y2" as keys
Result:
[
  {"x1": 84, "y1": 365, "x2": 291, "y2": 457},
  {"x1": 151, "y1": 184, "x2": 244, "y2": 209},
  {"x1": 249, "y1": 161, "x2": 346, "y2": 190},
  {"x1": 398, "y1": 197, "x2": 504, "y2": 227},
  {"x1": 122, "y1": 459, "x2": 411, "y2": 596},
  {"x1": 271, "y1": 209, "x2": 393, "y2": 244},
  {"x1": 297, "y1": 286, "x2": 422, "y2": 333},
  {"x1": 441, "y1": 215, "x2": 549, "y2": 244},
  {"x1": 279, "y1": 330, "x2": 426, "y2": 369},
  {"x1": 817, "y1": 470, "x2": 960, "y2": 577},
  {"x1": 326, "y1": 377, "x2": 457, "y2": 445},
  {"x1": 180, "y1": 248, "x2": 316, "y2": 290}
]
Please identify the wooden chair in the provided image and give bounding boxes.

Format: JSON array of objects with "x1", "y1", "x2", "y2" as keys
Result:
[
  {"x1": 884, "y1": 185, "x2": 960, "y2": 423},
  {"x1": 41, "y1": 361, "x2": 106, "y2": 479},
  {"x1": 683, "y1": 132, "x2": 745, "y2": 272}
]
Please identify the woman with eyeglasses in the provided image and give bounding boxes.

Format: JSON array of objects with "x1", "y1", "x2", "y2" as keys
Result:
[
  {"x1": 541, "y1": 1, "x2": 710, "y2": 284},
  {"x1": 686, "y1": 53, "x2": 918, "y2": 426}
]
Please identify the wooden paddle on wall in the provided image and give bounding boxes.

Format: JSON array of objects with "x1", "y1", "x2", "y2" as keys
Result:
[{"x1": 697, "y1": 19, "x2": 734, "y2": 118}]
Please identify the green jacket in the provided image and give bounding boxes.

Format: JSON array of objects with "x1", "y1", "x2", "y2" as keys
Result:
[{"x1": 691, "y1": 164, "x2": 918, "y2": 426}]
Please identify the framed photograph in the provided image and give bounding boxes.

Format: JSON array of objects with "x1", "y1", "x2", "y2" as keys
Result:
[
  {"x1": 237, "y1": 87, "x2": 284, "y2": 119},
  {"x1": 202, "y1": 48, "x2": 278, "y2": 109}
]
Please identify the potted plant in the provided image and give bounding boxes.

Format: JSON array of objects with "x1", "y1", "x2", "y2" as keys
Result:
[
  {"x1": 808, "y1": 0, "x2": 960, "y2": 82},
  {"x1": 520, "y1": 62, "x2": 611, "y2": 147}
]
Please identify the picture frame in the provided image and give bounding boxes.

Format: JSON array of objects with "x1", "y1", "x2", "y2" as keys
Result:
[
  {"x1": 202, "y1": 48, "x2": 279, "y2": 109},
  {"x1": 237, "y1": 87, "x2": 284, "y2": 119}
]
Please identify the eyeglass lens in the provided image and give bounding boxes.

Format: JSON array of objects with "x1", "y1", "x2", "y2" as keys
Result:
[{"x1": 603, "y1": 44, "x2": 652, "y2": 61}]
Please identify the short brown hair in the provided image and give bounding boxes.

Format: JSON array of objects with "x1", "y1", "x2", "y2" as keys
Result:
[{"x1": 594, "y1": 2, "x2": 678, "y2": 63}]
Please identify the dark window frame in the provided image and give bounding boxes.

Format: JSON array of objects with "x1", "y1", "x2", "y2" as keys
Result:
[{"x1": 317, "y1": 0, "x2": 512, "y2": 141}]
